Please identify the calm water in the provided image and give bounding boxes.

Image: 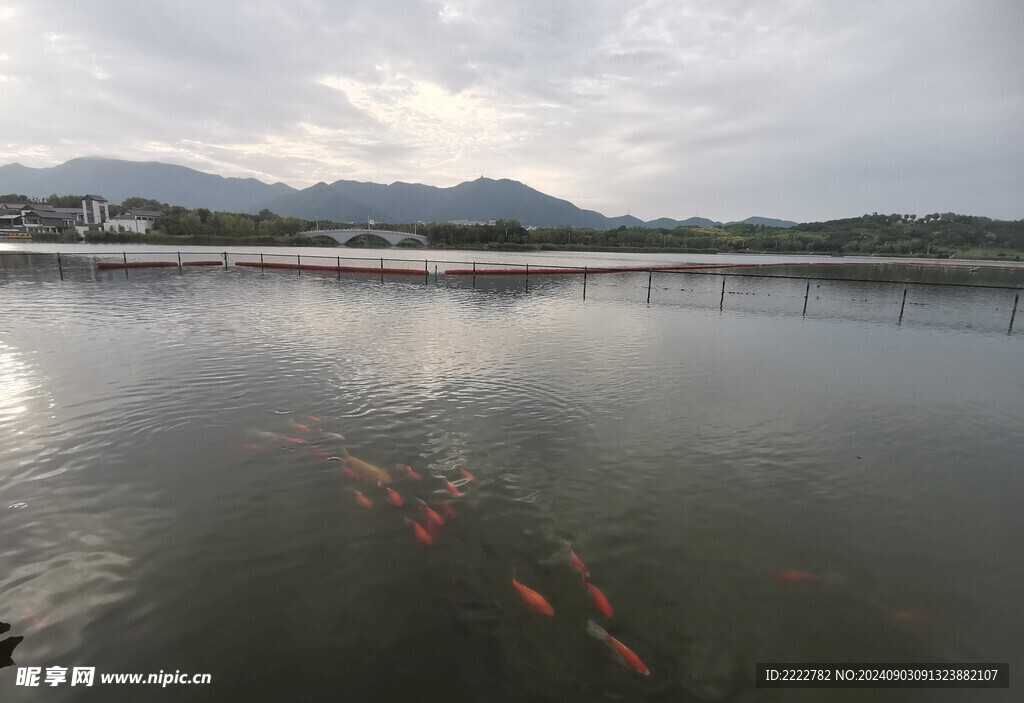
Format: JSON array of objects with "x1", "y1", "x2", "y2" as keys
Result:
[{"x1": 1, "y1": 246, "x2": 1022, "y2": 702}]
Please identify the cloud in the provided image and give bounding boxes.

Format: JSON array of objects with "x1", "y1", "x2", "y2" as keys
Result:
[{"x1": 0, "y1": 0, "x2": 1020, "y2": 221}]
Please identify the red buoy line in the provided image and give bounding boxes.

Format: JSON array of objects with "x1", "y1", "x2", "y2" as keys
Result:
[{"x1": 235, "y1": 261, "x2": 426, "y2": 275}]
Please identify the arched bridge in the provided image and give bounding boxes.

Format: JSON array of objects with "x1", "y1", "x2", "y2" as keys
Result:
[{"x1": 300, "y1": 228, "x2": 428, "y2": 247}]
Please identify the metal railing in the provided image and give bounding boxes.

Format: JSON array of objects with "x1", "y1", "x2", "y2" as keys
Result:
[{"x1": 2, "y1": 250, "x2": 1020, "y2": 333}]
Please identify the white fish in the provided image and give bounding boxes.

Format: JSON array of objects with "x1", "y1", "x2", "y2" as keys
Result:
[{"x1": 322, "y1": 432, "x2": 347, "y2": 441}]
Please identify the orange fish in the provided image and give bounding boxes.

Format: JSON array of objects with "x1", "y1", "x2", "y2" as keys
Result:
[
  {"x1": 307, "y1": 415, "x2": 323, "y2": 423},
  {"x1": 291, "y1": 423, "x2": 311, "y2": 433},
  {"x1": 583, "y1": 580, "x2": 614, "y2": 618},
  {"x1": 460, "y1": 468, "x2": 477, "y2": 484},
  {"x1": 512, "y1": 568, "x2": 554, "y2": 617},
  {"x1": 341, "y1": 466, "x2": 360, "y2": 481},
  {"x1": 353, "y1": 490, "x2": 373, "y2": 509},
  {"x1": 586, "y1": 620, "x2": 649, "y2": 676},
  {"x1": 405, "y1": 518, "x2": 433, "y2": 546},
  {"x1": 380, "y1": 483, "x2": 403, "y2": 508},
  {"x1": 440, "y1": 503, "x2": 457, "y2": 520},
  {"x1": 279, "y1": 435, "x2": 308, "y2": 445},
  {"x1": 341, "y1": 449, "x2": 392, "y2": 483},
  {"x1": 243, "y1": 443, "x2": 267, "y2": 452},
  {"x1": 418, "y1": 499, "x2": 444, "y2": 527},
  {"x1": 778, "y1": 570, "x2": 823, "y2": 584},
  {"x1": 569, "y1": 549, "x2": 590, "y2": 577},
  {"x1": 311, "y1": 448, "x2": 334, "y2": 459},
  {"x1": 397, "y1": 464, "x2": 423, "y2": 482},
  {"x1": 445, "y1": 479, "x2": 463, "y2": 497}
]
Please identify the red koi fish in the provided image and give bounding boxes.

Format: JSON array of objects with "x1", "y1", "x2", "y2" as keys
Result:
[
  {"x1": 778, "y1": 570, "x2": 823, "y2": 584},
  {"x1": 586, "y1": 620, "x2": 649, "y2": 676},
  {"x1": 307, "y1": 415, "x2": 323, "y2": 423},
  {"x1": 278, "y1": 435, "x2": 308, "y2": 445},
  {"x1": 243, "y1": 444, "x2": 267, "y2": 452},
  {"x1": 583, "y1": 580, "x2": 614, "y2": 618},
  {"x1": 440, "y1": 503, "x2": 457, "y2": 520},
  {"x1": 341, "y1": 466, "x2": 360, "y2": 481},
  {"x1": 512, "y1": 568, "x2": 554, "y2": 617},
  {"x1": 460, "y1": 468, "x2": 477, "y2": 484},
  {"x1": 445, "y1": 479, "x2": 463, "y2": 497},
  {"x1": 397, "y1": 464, "x2": 423, "y2": 482},
  {"x1": 418, "y1": 499, "x2": 444, "y2": 527},
  {"x1": 380, "y1": 482, "x2": 403, "y2": 508},
  {"x1": 291, "y1": 423, "x2": 311, "y2": 433},
  {"x1": 569, "y1": 549, "x2": 590, "y2": 577},
  {"x1": 405, "y1": 518, "x2": 433, "y2": 546},
  {"x1": 311, "y1": 448, "x2": 334, "y2": 459},
  {"x1": 353, "y1": 490, "x2": 373, "y2": 509}
]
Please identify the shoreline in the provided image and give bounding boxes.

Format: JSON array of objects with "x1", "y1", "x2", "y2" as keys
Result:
[{"x1": 7, "y1": 232, "x2": 1024, "y2": 262}]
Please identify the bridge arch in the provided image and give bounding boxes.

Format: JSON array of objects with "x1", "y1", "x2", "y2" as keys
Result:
[{"x1": 299, "y1": 228, "x2": 428, "y2": 247}]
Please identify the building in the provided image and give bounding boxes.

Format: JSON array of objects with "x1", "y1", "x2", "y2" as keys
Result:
[
  {"x1": 82, "y1": 195, "x2": 110, "y2": 229},
  {"x1": 103, "y1": 209, "x2": 162, "y2": 234},
  {"x1": 0, "y1": 202, "x2": 78, "y2": 234},
  {"x1": 0, "y1": 196, "x2": 161, "y2": 236}
]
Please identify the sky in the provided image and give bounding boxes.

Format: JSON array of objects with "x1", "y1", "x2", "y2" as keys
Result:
[{"x1": 0, "y1": 0, "x2": 1021, "y2": 222}]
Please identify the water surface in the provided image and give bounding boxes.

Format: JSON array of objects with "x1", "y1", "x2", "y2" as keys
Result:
[{"x1": 1, "y1": 247, "x2": 1021, "y2": 702}]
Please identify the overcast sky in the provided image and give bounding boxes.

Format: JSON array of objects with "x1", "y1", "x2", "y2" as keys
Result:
[{"x1": 1, "y1": 0, "x2": 1021, "y2": 222}]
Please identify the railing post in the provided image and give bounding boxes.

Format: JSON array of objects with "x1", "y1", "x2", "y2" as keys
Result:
[
  {"x1": 177, "y1": 251, "x2": 182, "y2": 271},
  {"x1": 719, "y1": 276, "x2": 726, "y2": 311},
  {"x1": 525, "y1": 263, "x2": 529, "y2": 292},
  {"x1": 261, "y1": 253, "x2": 265, "y2": 272},
  {"x1": 223, "y1": 251, "x2": 228, "y2": 267},
  {"x1": 1009, "y1": 287, "x2": 1020, "y2": 335},
  {"x1": 898, "y1": 280, "x2": 908, "y2": 324},
  {"x1": 425, "y1": 259, "x2": 429, "y2": 285},
  {"x1": 380, "y1": 257, "x2": 384, "y2": 284},
  {"x1": 123, "y1": 251, "x2": 128, "y2": 279},
  {"x1": 435, "y1": 264, "x2": 438, "y2": 284},
  {"x1": 802, "y1": 278, "x2": 810, "y2": 316},
  {"x1": 472, "y1": 261, "x2": 476, "y2": 288},
  {"x1": 647, "y1": 268, "x2": 653, "y2": 304},
  {"x1": 297, "y1": 253, "x2": 301, "y2": 275},
  {"x1": 583, "y1": 266, "x2": 587, "y2": 300},
  {"x1": 337, "y1": 255, "x2": 340, "y2": 280},
  {"x1": 57, "y1": 252, "x2": 64, "y2": 281}
]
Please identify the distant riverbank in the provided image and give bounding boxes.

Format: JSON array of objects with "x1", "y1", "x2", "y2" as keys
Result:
[{"x1": 18, "y1": 230, "x2": 1023, "y2": 262}]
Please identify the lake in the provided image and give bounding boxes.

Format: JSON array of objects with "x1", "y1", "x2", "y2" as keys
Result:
[{"x1": 1, "y1": 244, "x2": 1022, "y2": 702}]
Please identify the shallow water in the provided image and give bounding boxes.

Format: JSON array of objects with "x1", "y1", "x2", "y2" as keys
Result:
[{"x1": 0, "y1": 248, "x2": 1021, "y2": 702}]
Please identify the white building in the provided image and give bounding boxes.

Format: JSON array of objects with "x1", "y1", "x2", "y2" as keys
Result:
[
  {"x1": 103, "y1": 209, "x2": 162, "y2": 234},
  {"x1": 82, "y1": 195, "x2": 110, "y2": 230}
]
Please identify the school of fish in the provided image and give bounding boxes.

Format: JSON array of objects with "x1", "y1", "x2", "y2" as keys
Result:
[{"x1": 241, "y1": 412, "x2": 929, "y2": 685}]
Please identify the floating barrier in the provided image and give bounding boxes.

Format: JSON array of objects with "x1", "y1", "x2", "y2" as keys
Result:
[
  {"x1": 235, "y1": 261, "x2": 425, "y2": 276},
  {"x1": 96, "y1": 261, "x2": 178, "y2": 270},
  {"x1": 181, "y1": 260, "x2": 225, "y2": 266},
  {"x1": 443, "y1": 264, "x2": 733, "y2": 277}
]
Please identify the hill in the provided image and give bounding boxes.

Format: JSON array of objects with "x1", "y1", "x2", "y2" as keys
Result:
[{"x1": 0, "y1": 157, "x2": 791, "y2": 229}]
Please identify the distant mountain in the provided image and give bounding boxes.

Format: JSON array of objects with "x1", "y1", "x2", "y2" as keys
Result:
[
  {"x1": 645, "y1": 216, "x2": 721, "y2": 229},
  {"x1": 0, "y1": 157, "x2": 793, "y2": 229},
  {"x1": 725, "y1": 216, "x2": 797, "y2": 228},
  {"x1": 0, "y1": 157, "x2": 297, "y2": 212},
  {"x1": 264, "y1": 176, "x2": 651, "y2": 229}
]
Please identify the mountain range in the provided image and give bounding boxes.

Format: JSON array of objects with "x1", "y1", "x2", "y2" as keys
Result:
[{"x1": 0, "y1": 157, "x2": 796, "y2": 229}]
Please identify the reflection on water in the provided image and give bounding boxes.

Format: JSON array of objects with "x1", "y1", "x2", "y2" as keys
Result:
[{"x1": 0, "y1": 250, "x2": 1021, "y2": 702}]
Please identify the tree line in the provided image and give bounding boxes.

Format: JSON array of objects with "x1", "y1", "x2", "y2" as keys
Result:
[{"x1": 7, "y1": 194, "x2": 1023, "y2": 256}]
